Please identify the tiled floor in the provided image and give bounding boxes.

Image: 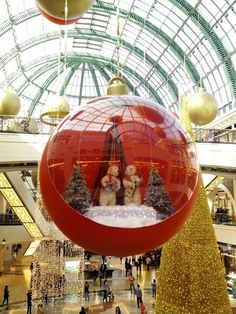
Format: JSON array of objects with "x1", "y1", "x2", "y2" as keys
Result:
[{"x1": 0, "y1": 257, "x2": 235, "y2": 313}]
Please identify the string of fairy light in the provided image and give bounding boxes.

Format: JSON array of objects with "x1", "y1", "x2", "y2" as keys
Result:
[
  {"x1": 31, "y1": 239, "x2": 84, "y2": 309},
  {"x1": 31, "y1": 165, "x2": 84, "y2": 309},
  {"x1": 154, "y1": 96, "x2": 232, "y2": 313}
]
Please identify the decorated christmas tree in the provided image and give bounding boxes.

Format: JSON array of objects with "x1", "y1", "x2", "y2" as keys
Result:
[
  {"x1": 155, "y1": 96, "x2": 231, "y2": 313},
  {"x1": 144, "y1": 167, "x2": 174, "y2": 219},
  {"x1": 64, "y1": 165, "x2": 91, "y2": 214}
]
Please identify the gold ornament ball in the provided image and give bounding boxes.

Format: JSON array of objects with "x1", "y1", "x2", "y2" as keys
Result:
[
  {"x1": 188, "y1": 88, "x2": 218, "y2": 125},
  {"x1": 46, "y1": 95, "x2": 70, "y2": 119},
  {"x1": 36, "y1": 0, "x2": 95, "y2": 19},
  {"x1": 31, "y1": 168, "x2": 38, "y2": 189},
  {"x1": 0, "y1": 88, "x2": 21, "y2": 115},
  {"x1": 107, "y1": 76, "x2": 129, "y2": 96}
]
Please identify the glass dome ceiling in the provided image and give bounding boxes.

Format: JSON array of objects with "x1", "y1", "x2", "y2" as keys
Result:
[{"x1": 0, "y1": 0, "x2": 235, "y2": 118}]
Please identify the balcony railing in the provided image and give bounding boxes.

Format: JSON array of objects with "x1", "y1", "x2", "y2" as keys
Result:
[
  {"x1": 1, "y1": 114, "x2": 236, "y2": 144},
  {"x1": 0, "y1": 115, "x2": 56, "y2": 135},
  {"x1": 193, "y1": 128, "x2": 236, "y2": 144}
]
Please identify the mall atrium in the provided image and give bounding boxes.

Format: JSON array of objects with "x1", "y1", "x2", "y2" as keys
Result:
[{"x1": 0, "y1": 0, "x2": 236, "y2": 313}]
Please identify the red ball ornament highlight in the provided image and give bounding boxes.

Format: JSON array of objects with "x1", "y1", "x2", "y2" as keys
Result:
[
  {"x1": 40, "y1": 95, "x2": 200, "y2": 256},
  {"x1": 37, "y1": 6, "x2": 79, "y2": 25}
]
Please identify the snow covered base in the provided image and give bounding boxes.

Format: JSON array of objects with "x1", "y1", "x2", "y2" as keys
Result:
[{"x1": 85, "y1": 204, "x2": 161, "y2": 228}]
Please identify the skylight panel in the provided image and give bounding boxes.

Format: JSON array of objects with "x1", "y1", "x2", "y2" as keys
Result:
[
  {"x1": 0, "y1": 31, "x2": 15, "y2": 56},
  {"x1": 0, "y1": 2, "x2": 8, "y2": 24}
]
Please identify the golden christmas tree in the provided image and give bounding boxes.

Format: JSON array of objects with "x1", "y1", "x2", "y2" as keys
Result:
[{"x1": 155, "y1": 96, "x2": 231, "y2": 314}]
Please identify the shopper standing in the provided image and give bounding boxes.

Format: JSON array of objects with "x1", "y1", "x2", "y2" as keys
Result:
[
  {"x1": 151, "y1": 278, "x2": 157, "y2": 298},
  {"x1": 2, "y1": 285, "x2": 9, "y2": 306},
  {"x1": 102, "y1": 279, "x2": 109, "y2": 303},
  {"x1": 128, "y1": 273, "x2": 136, "y2": 294},
  {"x1": 84, "y1": 281, "x2": 89, "y2": 301},
  {"x1": 26, "y1": 290, "x2": 32, "y2": 314},
  {"x1": 145, "y1": 256, "x2": 151, "y2": 271},
  {"x1": 79, "y1": 306, "x2": 86, "y2": 314},
  {"x1": 135, "y1": 284, "x2": 143, "y2": 308}
]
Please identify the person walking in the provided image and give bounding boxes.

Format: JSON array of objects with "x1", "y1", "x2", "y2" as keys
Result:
[
  {"x1": 79, "y1": 306, "x2": 86, "y2": 314},
  {"x1": 137, "y1": 256, "x2": 142, "y2": 272},
  {"x1": 128, "y1": 273, "x2": 136, "y2": 294},
  {"x1": 100, "y1": 262, "x2": 107, "y2": 279},
  {"x1": 140, "y1": 302, "x2": 148, "y2": 314},
  {"x1": 30, "y1": 262, "x2": 34, "y2": 272},
  {"x1": 92, "y1": 268, "x2": 98, "y2": 285},
  {"x1": 151, "y1": 278, "x2": 157, "y2": 298},
  {"x1": 27, "y1": 290, "x2": 32, "y2": 314},
  {"x1": 2, "y1": 285, "x2": 9, "y2": 307},
  {"x1": 135, "y1": 284, "x2": 143, "y2": 308},
  {"x1": 145, "y1": 256, "x2": 151, "y2": 271},
  {"x1": 84, "y1": 281, "x2": 89, "y2": 301},
  {"x1": 102, "y1": 279, "x2": 109, "y2": 303}
]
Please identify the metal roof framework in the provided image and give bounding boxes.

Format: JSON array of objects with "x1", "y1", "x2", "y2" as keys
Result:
[{"x1": 0, "y1": 0, "x2": 235, "y2": 118}]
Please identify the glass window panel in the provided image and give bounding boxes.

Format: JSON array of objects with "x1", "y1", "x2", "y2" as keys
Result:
[
  {"x1": 199, "y1": 0, "x2": 226, "y2": 22},
  {"x1": 231, "y1": 52, "x2": 236, "y2": 68},
  {"x1": 0, "y1": 0, "x2": 234, "y2": 117},
  {"x1": 0, "y1": 31, "x2": 15, "y2": 57},
  {"x1": 4, "y1": 58, "x2": 18, "y2": 76},
  {"x1": 221, "y1": 28, "x2": 236, "y2": 51}
]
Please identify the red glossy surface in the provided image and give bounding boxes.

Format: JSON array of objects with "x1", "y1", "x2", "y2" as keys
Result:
[
  {"x1": 37, "y1": 6, "x2": 80, "y2": 25},
  {"x1": 40, "y1": 95, "x2": 200, "y2": 256}
]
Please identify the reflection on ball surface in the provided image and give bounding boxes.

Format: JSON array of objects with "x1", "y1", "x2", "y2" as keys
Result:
[{"x1": 40, "y1": 95, "x2": 200, "y2": 256}]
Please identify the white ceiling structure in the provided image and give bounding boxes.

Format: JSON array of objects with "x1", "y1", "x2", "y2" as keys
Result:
[{"x1": 0, "y1": 0, "x2": 235, "y2": 120}]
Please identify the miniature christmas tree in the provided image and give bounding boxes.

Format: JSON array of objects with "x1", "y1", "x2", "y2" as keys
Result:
[
  {"x1": 64, "y1": 165, "x2": 91, "y2": 214},
  {"x1": 144, "y1": 167, "x2": 174, "y2": 219}
]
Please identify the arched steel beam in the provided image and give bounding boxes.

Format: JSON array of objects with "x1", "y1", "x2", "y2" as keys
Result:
[
  {"x1": 29, "y1": 61, "x2": 82, "y2": 115},
  {"x1": 13, "y1": 54, "x2": 138, "y2": 100},
  {"x1": 0, "y1": 5, "x2": 199, "y2": 89},
  {"x1": 29, "y1": 54, "x2": 164, "y2": 114},
  {"x1": 93, "y1": 1, "x2": 200, "y2": 84},
  {"x1": 92, "y1": 62, "x2": 140, "y2": 97},
  {"x1": 28, "y1": 66, "x2": 63, "y2": 116},
  {"x1": 59, "y1": 65, "x2": 77, "y2": 96},
  {"x1": 88, "y1": 64, "x2": 101, "y2": 97},
  {"x1": 170, "y1": 0, "x2": 236, "y2": 104},
  {"x1": 78, "y1": 62, "x2": 86, "y2": 106},
  {"x1": 1, "y1": 3, "x2": 235, "y2": 102},
  {"x1": 17, "y1": 60, "x2": 58, "y2": 94},
  {"x1": 0, "y1": 30, "x2": 178, "y2": 101},
  {"x1": 66, "y1": 54, "x2": 164, "y2": 105}
]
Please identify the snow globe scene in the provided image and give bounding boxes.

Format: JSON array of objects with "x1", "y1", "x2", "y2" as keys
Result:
[{"x1": 47, "y1": 95, "x2": 199, "y2": 228}]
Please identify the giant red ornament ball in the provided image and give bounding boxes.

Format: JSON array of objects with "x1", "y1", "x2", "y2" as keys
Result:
[{"x1": 40, "y1": 95, "x2": 200, "y2": 256}]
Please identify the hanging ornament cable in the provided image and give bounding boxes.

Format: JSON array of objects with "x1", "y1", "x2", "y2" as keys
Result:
[
  {"x1": 61, "y1": 0, "x2": 68, "y2": 95},
  {"x1": 116, "y1": 0, "x2": 121, "y2": 77},
  {"x1": 55, "y1": 0, "x2": 68, "y2": 96},
  {"x1": 197, "y1": 10, "x2": 203, "y2": 89},
  {"x1": 56, "y1": 27, "x2": 63, "y2": 95},
  {"x1": 179, "y1": 52, "x2": 187, "y2": 112},
  {"x1": 143, "y1": 16, "x2": 150, "y2": 99}
]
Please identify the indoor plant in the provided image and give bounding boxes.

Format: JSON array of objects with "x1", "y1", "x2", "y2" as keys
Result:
[{"x1": 232, "y1": 278, "x2": 236, "y2": 299}]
